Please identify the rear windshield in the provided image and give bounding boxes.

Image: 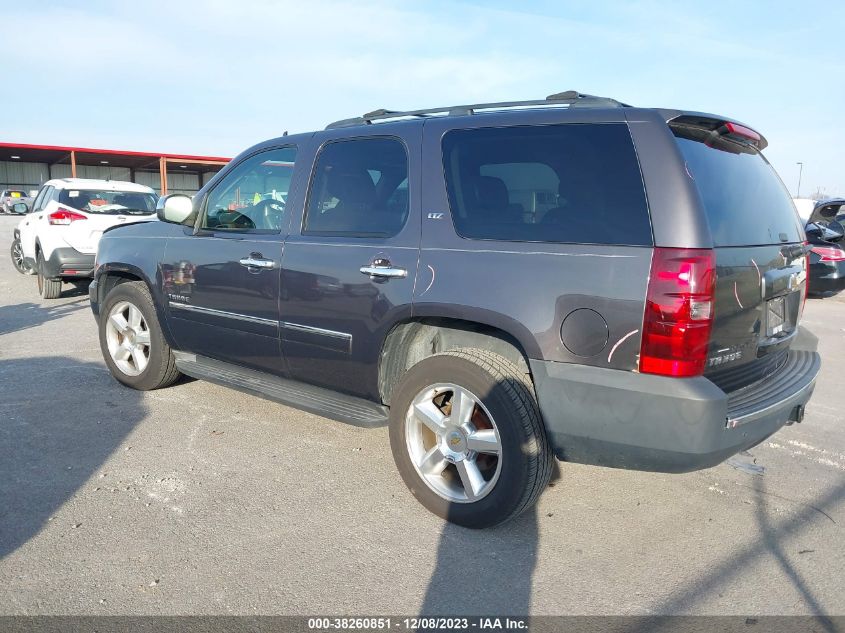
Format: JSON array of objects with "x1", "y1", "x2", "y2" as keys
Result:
[
  {"x1": 58, "y1": 189, "x2": 157, "y2": 215},
  {"x1": 672, "y1": 127, "x2": 802, "y2": 246},
  {"x1": 442, "y1": 123, "x2": 652, "y2": 245},
  {"x1": 6, "y1": 190, "x2": 27, "y2": 197}
]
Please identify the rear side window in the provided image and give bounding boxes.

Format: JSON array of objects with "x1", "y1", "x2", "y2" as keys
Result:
[
  {"x1": 672, "y1": 127, "x2": 803, "y2": 246},
  {"x1": 441, "y1": 123, "x2": 652, "y2": 245},
  {"x1": 304, "y1": 137, "x2": 409, "y2": 238}
]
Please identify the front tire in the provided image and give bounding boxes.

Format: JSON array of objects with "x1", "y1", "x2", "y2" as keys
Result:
[
  {"x1": 36, "y1": 250, "x2": 62, "y2": 299},
  {"x1": 389, "y1": 348, "x2": 553, "y2": 528},
  {"x1": 10, "y1": 239, "x2": 31, "y2": 274},
  {"x1": 99, "y1": 281, "x2": 181, "y2": 390}
]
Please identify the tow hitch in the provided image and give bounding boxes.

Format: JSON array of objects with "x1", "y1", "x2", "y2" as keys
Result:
[{"x1": 787, "y1": 404, "x2": 805, "y2": 425}]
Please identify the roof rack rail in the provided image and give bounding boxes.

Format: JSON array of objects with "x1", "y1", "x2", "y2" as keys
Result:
[{"x1": 325, "y1": 90, "x2": 629, "y2": 129}]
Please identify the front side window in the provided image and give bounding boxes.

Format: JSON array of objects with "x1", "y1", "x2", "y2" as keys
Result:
[
  {"x1": 441, "y1": 123, "x2": 652, "y2": 245},
  {"x1": 31, "y1": 187, "x2": 48, "y2": 212},
  {"x1": 202, "y1": 146, "x2": 297, "y2": 233},
  {"x1": 58, "y1": 189, "x2": 157, "y2": 215},
  {"x1": 304, "y1": 137, "x2": 409, "y2": 238}
]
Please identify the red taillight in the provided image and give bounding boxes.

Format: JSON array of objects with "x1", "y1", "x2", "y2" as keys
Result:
[
  {"x1": 48, "y1": 208, "x2": 87, "y2": 225},
  {"x1": 640, "y1": 247, "x2": 716, "y2": 378},
  {"x1": 723, "y1": 121, "x2": 762, "y2": 143},
  {"x1": 811, "y1": 246, "x2": 845, "y2": 262},
  {"x1": 802, "y1": 243, "x2": 810, "y2": 314}
]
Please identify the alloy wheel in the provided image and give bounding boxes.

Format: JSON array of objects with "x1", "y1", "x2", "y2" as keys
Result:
[
  {"x1": 11, "y1": 241, "x2": 25, "y2": 272},
  {"x1": 405, "y1": 383, "x2": 502, "y2": 503},
  {"x1": 105, "y1": 300, "x2": 151, "y2": 376}
]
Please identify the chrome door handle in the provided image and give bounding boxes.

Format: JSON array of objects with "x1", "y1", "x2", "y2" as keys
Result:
[
  {"x1": 239, "y1": 256, "x2": 276, "y2": 270},
  {"x1": 359, "y1": 265, "x2": 407, "y2": 279}
]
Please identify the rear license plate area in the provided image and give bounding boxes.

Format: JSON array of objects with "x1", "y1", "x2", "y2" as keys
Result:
[{"x1": 766, "y1": 296, "x2": 786, "y2": 336}]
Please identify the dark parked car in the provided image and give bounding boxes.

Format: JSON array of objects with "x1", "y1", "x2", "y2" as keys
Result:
[
  {"x1": 804, "y1": 198, "x2": 845, "y2": 296},
  {"x1": 89, "y1": 91, "x2": 820, "y2": 528}
]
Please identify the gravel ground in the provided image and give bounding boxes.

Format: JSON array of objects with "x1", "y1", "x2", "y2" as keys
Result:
[{"x1": 0, "y1": 215, "x2": 843, "y2": 616}]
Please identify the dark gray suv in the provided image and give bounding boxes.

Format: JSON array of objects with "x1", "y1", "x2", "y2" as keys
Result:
[{"x1": 89, "y1": 91, "x2": 820, "y2": 528}]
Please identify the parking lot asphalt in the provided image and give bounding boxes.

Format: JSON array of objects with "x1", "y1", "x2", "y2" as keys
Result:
[{"x1": 0, "y1": 215, "x2": 843, "y2": 617}]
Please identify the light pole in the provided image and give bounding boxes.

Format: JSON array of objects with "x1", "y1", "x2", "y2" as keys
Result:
[{"x1": 796, "y1": 162, "x2": 804, "y2": 198}]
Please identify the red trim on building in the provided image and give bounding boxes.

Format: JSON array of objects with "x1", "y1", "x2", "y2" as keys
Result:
[{"x1": 0, "y1": 141, "x2": 230, "y2": 163}]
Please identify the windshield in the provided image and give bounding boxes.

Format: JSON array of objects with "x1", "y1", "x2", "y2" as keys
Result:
[
  {"x1": 58, "y1": 189, "x2": 157, "y2": 215},
  {"x1": 5, "y1": 191, "x2": 27, "y2": 197},
  {"x1": 672, "y1": 127, "x2": 803, "y2": 246}
]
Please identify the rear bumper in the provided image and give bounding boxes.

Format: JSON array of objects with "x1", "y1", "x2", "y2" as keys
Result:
[
  {"x1": 808, "y1": 259, "x2": 845, "y2": 296},
  {"x1": 41, "y1": 248, "x2": 95, "y2": 280},
  {"x1": 530, "y1": 328, "x2": 820, "y2": 473}
]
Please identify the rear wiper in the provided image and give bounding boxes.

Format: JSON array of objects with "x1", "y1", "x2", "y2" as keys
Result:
[{"x1": 781, "y1": 244, "x2": 810, "y2": 261}]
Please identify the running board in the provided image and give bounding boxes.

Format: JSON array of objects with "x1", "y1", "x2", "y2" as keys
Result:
[{"x1": 173, "y1": 352, "x2": 388, "y2": 428}]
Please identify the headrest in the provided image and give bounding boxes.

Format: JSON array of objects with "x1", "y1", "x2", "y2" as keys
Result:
[
  {"x1": 326, "y1": 168, "x2": 376, "y2": 205},
  {"x1": 473, "y1": 176, "x2": 509, "y2": 208}
]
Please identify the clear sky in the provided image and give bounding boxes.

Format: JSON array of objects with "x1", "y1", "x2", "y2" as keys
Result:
[{"x1": 2, "y1": 0, "x2": 843, "y2": 197}]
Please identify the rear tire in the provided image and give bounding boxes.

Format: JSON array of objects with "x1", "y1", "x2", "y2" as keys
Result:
[
  {"x1": 98, "y1": 281, "x2": 181, "y2": 390},
  {"x1": 389, "y1": 348, "x2": 553, "y2": 528},
  {"x1": 36, "y1": 250, "x2": 62, "y2": 299}
]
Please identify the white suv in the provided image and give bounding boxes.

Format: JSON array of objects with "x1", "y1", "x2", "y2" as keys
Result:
[{"x1": 16, "y1": 178, "x2": 158, "y2": 298}]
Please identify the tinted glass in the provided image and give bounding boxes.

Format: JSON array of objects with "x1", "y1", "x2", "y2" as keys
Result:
[
  {"x1": 304, "y1": 137, "x2": 409, "y2": 237},
  {"x1": 58, "y1": 189, "x2": 156, "y2": 215},
  {"x1": 441, "y1": 123, "x2": 651, "y2": 245},
  {"x1": 202, "y1": 147, "x2": 296, "y2": 232},
  {"x1": 673, "y1": 128, "x2": 803, "y2": 246}
]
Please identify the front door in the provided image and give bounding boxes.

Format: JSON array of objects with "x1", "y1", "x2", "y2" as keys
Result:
[
  {"x1": 164, "y1": 146, "x2": 299, "y2": 375},
  {"x1": 280, "y1": 129, "x2": 421, "y2": 399}
]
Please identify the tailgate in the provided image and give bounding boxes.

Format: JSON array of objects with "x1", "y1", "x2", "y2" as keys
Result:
[
  {"x1": 63, "y1": 214, "x2": 146, "y2": 253},
  {"x1": 707, "y1": 244, "x2": 806, "y2": 392},
  {"x1": 671, "y1": 121, "x2": 807, "y2": 393}
]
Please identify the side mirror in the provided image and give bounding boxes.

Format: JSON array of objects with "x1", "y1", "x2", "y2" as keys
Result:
[
  {"x1": 805, "y1": 224, "x2": 823, "y2": 240},
  {"x1": 828, "y1": 219, "x2": 845, "y2": 238},
  {"x1": 12, "y1": 202, "x2": 29, "y2": 214},
  {"x1": 156, "y1": 194, "x2": 193, "y2": 224}
]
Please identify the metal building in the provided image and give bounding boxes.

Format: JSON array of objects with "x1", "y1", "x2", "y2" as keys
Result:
[{"x1": 0, "y1": 142, "x2": 230, "y2": 196}]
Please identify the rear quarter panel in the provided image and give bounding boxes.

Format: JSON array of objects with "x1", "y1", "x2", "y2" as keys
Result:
[{"x1": 418, "y1": 111, "x2": 654, "y2": 371}]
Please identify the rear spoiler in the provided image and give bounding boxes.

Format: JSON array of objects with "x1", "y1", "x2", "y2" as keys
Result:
[
  {"x1": 808, "y1": 198, "x2": 845, "y2": 224},
  {"x1": 658, "y1": 110, "x2": 768, "y2": 150}
]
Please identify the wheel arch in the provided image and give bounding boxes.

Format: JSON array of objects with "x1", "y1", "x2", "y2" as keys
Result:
[
  {"x1": 378, "y1": 316, "x2": 534, "y2": 406},
  {"x1": 95, "y1": 263, "x2": 177, "y2": 348}
]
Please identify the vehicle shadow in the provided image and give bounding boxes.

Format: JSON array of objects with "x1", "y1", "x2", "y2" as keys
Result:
[
  {"x1": 624, "y1": 477, "x2": 845, "y2": 631},
  {"x1": 0, "y1": 298, "x2": 89, "y2": 337},
  {"x1": 61, "y1": 281, "x2": 91, "y2": 298},
  {"x1": 0, "y1": 356, "x2": 147, "y2": 559},
  {"x1": 419, "y1": 507, "x2": 539, "y2": 616},
  {"x1": 419, "y1": 451, "x2": 560, "y2": 618}
]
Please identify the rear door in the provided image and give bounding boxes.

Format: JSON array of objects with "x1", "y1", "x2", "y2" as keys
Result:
[
  {"x1": 670, "y1": 124, "x2": 807, "y2": 392},
  {"x1": 18, "y1": 185, "x2": 50, "y2": 257},
  {"x1": 279, "y1": 128, "x2": 421, "y2": 400}
]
